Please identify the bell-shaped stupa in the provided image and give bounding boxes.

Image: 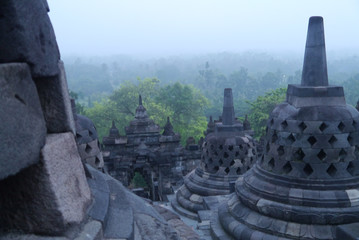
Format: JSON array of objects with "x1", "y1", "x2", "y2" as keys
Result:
[
  {"x1": 172, "y1": 88, "x2": 257, "y2": 219},
  {"x1": 214, "y1": 16, "x2": 359, "y2": 240}
]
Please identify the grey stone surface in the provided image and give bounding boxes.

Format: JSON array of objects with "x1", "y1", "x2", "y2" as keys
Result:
[
  {"x1": 74, "y1": 221, "x2": 103, "y2": 240},
  {"x1": 0, "y1": 234, "x2": 68, "y2": 240},
  {"x1": 169, "y1": 194, "x2": 199, "y2": 220},
  {"x1": 76, "y1": 115, "x2": 99, "y2": 144},
  {"x1": 174, "y1": 88, "x2": 257, "y2": 218},
  {"x1": 104, "y1": 178, "x2": 134, "y2": 240},
  {"x1": 77, "y1": 139, "x2": 104, "y2": 169},
  {"x1": 0, "y1": 63, "x2": 46, "y2": 180},
  {"x1": 0, "y1": 133, "x2": 91, "y2": 235},
  {"x1": 41, "y1": 133, "x2": 91, "y2": 225},
  {"x1": 286, "y1": 17, "x2": 346, "y2": 109},
  {"x1": 210, "y1": 210, "x2": 234, "y2": 240},
  {"x1": 215, "y1": 16, "x2": 359, "y2": 240},
  {"x1": 86, "y1": 165, "x2": 110, "y2": 223},
  {"x1": 222, "y1": 88, "x2": 235, "y2": 125},
  {"x1": 301, "y1": 16, "x2": 328, "y2": 86},
  {"x1": 336, "y1": 223, "x2": 359, "y2": 240},
  {"x1": 35, "y1": 61, "x2": 75, "y2": 134},
  {"x1": 167, "y1": 218, "x2": 200, "y2": 240},
  {"x1": 0, "y1": 0, "x2": 60, "y2": 78},
  {"x1": 153, "y1": 205, "x2": 180, "y2": 221},
  {"x1": 95, "y1": 170, "x2": 182, "y2": 240},
  {"x1": 162, "y1": 117, "x2": 176, "y2": 136},
  {"x1": 0, "y1": 221, "x2": 102, "y2": 240},
  {"x1": 135, "y1": 214, "x2": 179, "y2": 240}
]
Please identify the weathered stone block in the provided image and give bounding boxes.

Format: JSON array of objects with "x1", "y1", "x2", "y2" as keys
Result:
[
  {"x1": 41, "y1": 133, "x2": 91, "y2": 223},
  {"x1": 0, "y1": 63, "x2": 46, "y2": 180},
  {"x1": 0, "y1": 0, "x2": 60, "y2": 78},
  {"x1": 35, "y1": 61, "x2": 75, "y2": 134},
  {"x1": 0, "y1": 133, "x2": 91, "y2": 235}
]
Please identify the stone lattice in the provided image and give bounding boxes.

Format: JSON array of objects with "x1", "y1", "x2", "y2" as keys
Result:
[
  {"x1": 214, "y1": 16, "x2": 359, "y2": 240},
  {"x1": 174, "y1": 88, "x2": 257, "y2": 217}
]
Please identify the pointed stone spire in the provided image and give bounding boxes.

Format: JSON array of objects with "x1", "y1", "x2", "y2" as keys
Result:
[
  {"x1": 109, "y1": 120, "x2": 120, "y2": 138},
  {"x1": 205, "y1": 115, "x2": 215, "y2": 135},
  {"x1": 301, "y1": 16, "x2": 328, "y2": 86},
  {"x1": 135, "y1": 94, "x2": 148, "y2": 119},
  {"x1": 243, "y1": 114, "x2": 251, "y2": 130},
  {"x1": 162, "y1": 116, "x2": 175, "y2": 136},
  {"x1": 222, "y1": 88, "x2": 235, "y2": 125},
  {"x1": 139, "y1": 94, "x2": 143, "y2": 106},
  {"x1": 286, "y1": 16, "x2": 344, "y2": 108}
]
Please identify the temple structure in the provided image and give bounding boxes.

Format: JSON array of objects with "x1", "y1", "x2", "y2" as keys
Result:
[
  {"x1": 172, "y1": 88, "x2": 257, "y2": 219},
  {"x1": 213, "y1": 16, "x2": 359, "y2": 240},
  {"x1": 0, "y1": 1, "x2": 200, "y2": 239},
  {"x1": 102, "y1": 96, "x2": 201, "y2": 200}
]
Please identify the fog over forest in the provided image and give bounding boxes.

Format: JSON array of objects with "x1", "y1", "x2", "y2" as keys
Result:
[{"x1": 47, "y1": 0, "x2": 359, "y2": 142}]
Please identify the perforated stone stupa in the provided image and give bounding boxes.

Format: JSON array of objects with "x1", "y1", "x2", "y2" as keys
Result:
[
  {"x1": 214, "y1": 16, "x2": 359, "y2": 240},
  {"x1": 173, "y1": 88, "x2": 257, "y2": 218}
]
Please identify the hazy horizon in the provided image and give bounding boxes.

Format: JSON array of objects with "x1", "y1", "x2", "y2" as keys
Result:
[{"x1": 47, "y1": 0, "x2": 359, "y2": 58}]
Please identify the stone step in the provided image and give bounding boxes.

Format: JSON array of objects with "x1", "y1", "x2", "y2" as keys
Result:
[
  {"x1": 168, "y1": 194, "x2": 198, "y2": 220},
  {"x1": 210, "y1": 210, "x2": 233, "y2": 240}
]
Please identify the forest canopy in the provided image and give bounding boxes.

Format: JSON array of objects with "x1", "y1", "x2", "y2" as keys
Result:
[
  {"x1": 67, "y1": 52, "x2": 359, "y2": 143},
  {"x1": 81, "y1": 78, "x2": 209, "y2": 144}
]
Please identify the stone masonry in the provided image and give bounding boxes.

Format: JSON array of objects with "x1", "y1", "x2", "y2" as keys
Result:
[
  {"x1": 213, "y1": 16, "x2": 359, "y2": 240},
  {"x1": 172, "y1": 88, "x2": 257, "y2": 219}
]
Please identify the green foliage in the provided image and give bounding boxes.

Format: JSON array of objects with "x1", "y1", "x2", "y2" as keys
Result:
[
  {"x1": 64, "y1": 54, "x2": 359, "y2": 144},
  {"x1": 130, "y1": 172, "x2": 148, "y2": 189},
  {"x1": 156, "y1": 82, "x2": 209, "y2": 141},
  {"x1": 247, "y1": 88, "x2": 287, "y2": 139},
  {"x1": 84, "y1": 99, "x2": 123, "y2": 141},
  {"x1": 83, "y1": 78, "x2": 209, "y2": 145}
]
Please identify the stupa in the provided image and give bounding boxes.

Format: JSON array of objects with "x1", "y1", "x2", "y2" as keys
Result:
[
  {"x1": 214, "y1": 16, "x2": 359, "y2": 240},
  {"x1": 173, "y1": 88, "x2": 257, "y2": 219}
]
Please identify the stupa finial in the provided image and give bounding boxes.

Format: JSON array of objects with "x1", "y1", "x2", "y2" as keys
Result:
[
  {"x1": 301, "y1": 16, "x2": 328, "y2": 86},
  {"x1": 139, "y1": 94, "x2": 143, "y2": 106},
  {"x1": 222, "y1": 88, "x2": 235, "y2": 125}
]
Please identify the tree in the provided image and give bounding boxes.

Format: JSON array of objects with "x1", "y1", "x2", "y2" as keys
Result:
[
  {"x1": 247, "y1": 88, "x2": 287, "y2": 139},
  {"x1": 84, "y1": 99, "x2": 120, "y2": 140},
  {"x1": 130, "y1": 172, "x2": 148, "y2": 189},
  {"x1": 156, "y1": 82, "x2": 209, "y2": 142},
  {"x1": 83, "y1": 78, "x2": 209, "y2": 145}
]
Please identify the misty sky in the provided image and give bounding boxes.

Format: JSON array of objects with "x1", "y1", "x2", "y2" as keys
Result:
[{"x1": 47, "y1": 0, "x2": 359, "y2": 57}]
